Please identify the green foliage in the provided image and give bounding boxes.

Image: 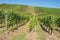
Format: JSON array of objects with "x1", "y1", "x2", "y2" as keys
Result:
[
  {"x1": 7, "y1": 11, "x2": 29, "y2": 31},
  {"x1": 0, "y1": 4, "x2": 60, "y2": 34},
  {"x1": 39, "y1": 16, "x2": 55, "y2": 30},
  {"x1": 0, "y1": 8, "x2": 30, "y2": 32},
  {"x1": 29, "y1": 14, "x2": 39, "y2": 29},
  {"x1": 0, "y1": 9, "x2": 5, "y2": 26},
  {"x1": 56, "y1": 18, "x2": 60, "y2": 27}
]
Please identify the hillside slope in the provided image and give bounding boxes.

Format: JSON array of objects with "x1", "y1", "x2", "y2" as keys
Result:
[{"x1": 0, "y1": 4, "x2": 60, "y2": 15}]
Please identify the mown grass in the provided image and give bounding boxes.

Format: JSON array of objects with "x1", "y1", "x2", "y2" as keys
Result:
[
  {"x1": 35, "y1": 25, "x2": 46, "y2": 40},
  {"x1": 12, "y1": 32, "x2": 27, "y2": 40},
  {"x1": 0, "y1": 27, "x2": 6, "y2": 34}
]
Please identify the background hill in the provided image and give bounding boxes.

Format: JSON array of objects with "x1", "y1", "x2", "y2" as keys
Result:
[{"x1": 0, "y1": 4, "x2": 60, "y2": 15}]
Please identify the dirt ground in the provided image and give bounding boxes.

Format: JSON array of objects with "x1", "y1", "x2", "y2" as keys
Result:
[{"x1": 0, "y1": 22, "x2": 60, "y2": 40}]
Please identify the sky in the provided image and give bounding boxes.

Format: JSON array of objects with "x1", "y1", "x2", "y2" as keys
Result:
[{"x1": 0, "y1": 0, "x2": 60, "y2": 8}]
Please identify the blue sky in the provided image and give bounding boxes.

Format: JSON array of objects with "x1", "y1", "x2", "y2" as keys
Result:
[{"x1": 0, "y1": 0, "x2": 60, "y2": 8}]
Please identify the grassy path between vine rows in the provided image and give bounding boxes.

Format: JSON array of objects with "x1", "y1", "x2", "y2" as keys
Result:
[{"x1": 0, "y1": 22, "x2": 60, "y2": 40}]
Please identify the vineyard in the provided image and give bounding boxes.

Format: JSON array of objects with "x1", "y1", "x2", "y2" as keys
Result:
[{"x1": 0, "y1": 4, "x2": 60, "y2": 40}]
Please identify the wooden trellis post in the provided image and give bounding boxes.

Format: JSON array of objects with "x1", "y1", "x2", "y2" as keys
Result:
[{"x1": 4, "y1": 10, "x2": 8, "y2": 34}]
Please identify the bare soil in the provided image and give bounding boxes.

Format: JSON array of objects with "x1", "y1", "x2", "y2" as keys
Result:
[{"x1": 0, "y1": 22, "x2": 60, "y2": 40}]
